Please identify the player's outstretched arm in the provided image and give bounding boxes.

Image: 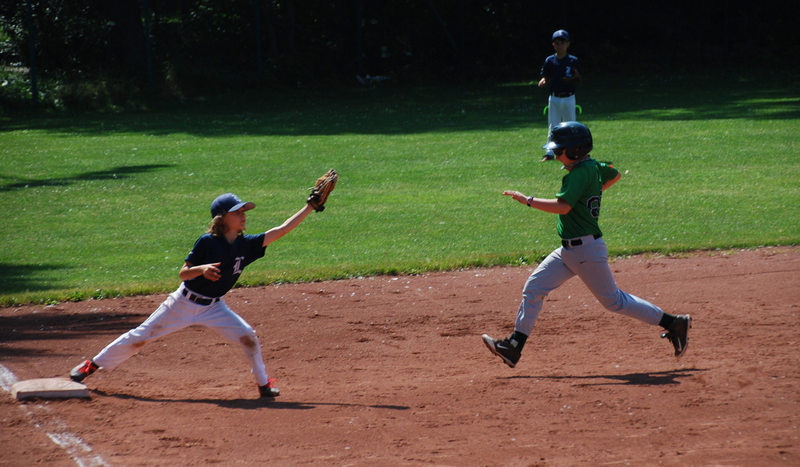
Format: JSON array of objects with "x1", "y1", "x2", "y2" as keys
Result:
[
  {"x1": 503, "y1": 190, "x2": 571, "y2": 215},
  {"x1": 262, "y1": 204, "x2": 314, "y2": 247}
]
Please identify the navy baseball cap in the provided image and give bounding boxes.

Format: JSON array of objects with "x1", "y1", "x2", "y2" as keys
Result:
[
  {"x1": 210, "y1": 193, "x2": 255, "y2": 218},
  {"x1": 552, "y1": 29, "x2": 570, "y2": 42}
]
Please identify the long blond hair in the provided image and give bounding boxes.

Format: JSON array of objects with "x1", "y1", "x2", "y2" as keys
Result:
[
  {"x1": 207, "y1": 215, "x2": 244, "y2": 238},
  {"x1": 207, "y1": 215, "x2": 226, "y2": 237}
]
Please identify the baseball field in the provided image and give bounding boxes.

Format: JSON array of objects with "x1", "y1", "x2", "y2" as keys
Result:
[{"x1": 1, "y1": 74, "x2": 799, "y2": 465}]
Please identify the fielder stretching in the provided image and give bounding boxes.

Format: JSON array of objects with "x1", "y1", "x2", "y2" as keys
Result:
[{"x1": 69, "y1": 171, "x2": 337, "y2": 398}]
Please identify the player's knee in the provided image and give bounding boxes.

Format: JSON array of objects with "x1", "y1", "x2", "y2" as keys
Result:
[
  {"x1": 239, "y1": 335, "x2": 257, "y2": 349},
  {"x1": 238, "y1": 329, "x2": 259, "y2": 349},
  {"x1": 522, "y1": 286, "x2": 549, "y2": 302},
  {"x1": 598, "y1": 291, "x2": 626, "y2": 312},
  {"x1": 522, "y1": 294, "x2": 546, "y2": 310}
]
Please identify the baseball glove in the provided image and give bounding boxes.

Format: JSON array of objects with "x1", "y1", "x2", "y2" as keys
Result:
[{"x1": 307, "y1": 169, "x2": 338, "y2": 212}]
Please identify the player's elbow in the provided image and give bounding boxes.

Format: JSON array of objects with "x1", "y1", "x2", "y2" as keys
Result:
[
  {"x1": 603, "y1": 173, "x2": 622, "y2": 191},
  {"x1": 178, "y1": 263, "x2": 193, "y2": 280},
  {"x1": 556, "y1": 199, "x2": 572, "y2": 215}
]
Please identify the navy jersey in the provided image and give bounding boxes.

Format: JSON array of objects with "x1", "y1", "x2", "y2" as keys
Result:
[
  {"x1": 183, "y1": 233, "x2": 267, "y2": 298},
  {"x1": 540, "y1": 54, "x2": 580, "y2": 95}
]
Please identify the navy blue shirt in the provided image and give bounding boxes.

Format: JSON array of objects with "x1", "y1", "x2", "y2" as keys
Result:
[
  {"x1": 183, "y1": 233, "x2": 267, "y2": 298},
  {"x1": 540, "y1": 54, "x2": 581, "y2": 95}
]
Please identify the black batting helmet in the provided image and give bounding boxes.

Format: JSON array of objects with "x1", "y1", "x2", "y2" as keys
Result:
[{"x1": 542, "y1": 121, "x2": 593, "y2": 160}]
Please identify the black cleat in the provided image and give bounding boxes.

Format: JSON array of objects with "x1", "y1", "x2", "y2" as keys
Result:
[
  {"x1": 69, "y1": 359, "x2": 98, "y2": 382},
  {"x1": 259, "y1": 378, "x2": 280, "y2": 398},
  {"x1": 482, "y1": 334, "x2": 521, "y2": 368},
  {"x1": 661, "y1": 314, "x2": 692, "y2": 357}
]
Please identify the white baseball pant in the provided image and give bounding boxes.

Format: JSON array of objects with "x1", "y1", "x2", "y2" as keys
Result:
[
  {"x1": 92, "y1": 284, "x2": 270, "y2": 386},
  {"x1": 548, "y1": 94, "x2": 577, "y2": 128}
]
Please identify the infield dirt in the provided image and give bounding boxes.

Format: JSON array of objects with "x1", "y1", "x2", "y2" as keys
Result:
[{"x1": 1, "y1": 247, "x2": 799, "y2": 466}]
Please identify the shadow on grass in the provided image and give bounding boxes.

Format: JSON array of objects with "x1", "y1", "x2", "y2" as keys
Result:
[
  {"x1": 91, "y1": 388, "x2": 411, "y2": 411},
  {"x1": 503, "y1": 367, "x2": 707, "y2": 386},
  {"x1": 0, "y1": 262, "x2": 73, "y2": 294},
  {"x1": 2, "y1": 76, "x2": 798, "y2": 138},
  {"x1": 0, "y1": 163, "x2": 172, "y2": 192}
]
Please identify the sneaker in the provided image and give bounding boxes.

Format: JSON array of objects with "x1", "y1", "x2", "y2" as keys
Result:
[
  {"x1": 69, "y1": 359, "x2": 98, "y2": 382},
  {"x1": 482, "y1": 334, "x2": 521, "y2": 368},
  {"x1": 259, "y1": 378, "x2": 280, "y2": 398},
  {"x1": 661, "y1": 314, "x2": 692, "y2": 357}
]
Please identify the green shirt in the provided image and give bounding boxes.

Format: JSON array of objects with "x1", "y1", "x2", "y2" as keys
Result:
[{"x1": 555, "y1": 159, "x2": 619, "y2": 239}]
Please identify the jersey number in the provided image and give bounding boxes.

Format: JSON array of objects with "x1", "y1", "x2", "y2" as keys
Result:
[{"x1": 587, "y1": 196, "x2": 601, "y2": 218}]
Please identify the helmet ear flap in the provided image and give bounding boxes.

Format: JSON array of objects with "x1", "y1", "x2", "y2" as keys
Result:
[
  {"x1": 566, "y1": 146, "x2": 583, "y2": 160},
  {"x1": 566, "y1": 142, "x2": 593, "y2": 160},
  {"x1": 566, "y1": 147, "x2": 578, "y2": 160}
]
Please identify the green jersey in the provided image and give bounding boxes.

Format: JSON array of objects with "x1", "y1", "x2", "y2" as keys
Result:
[{"x1": 555, "y1": 159, "x2": 619, "y2": 239}]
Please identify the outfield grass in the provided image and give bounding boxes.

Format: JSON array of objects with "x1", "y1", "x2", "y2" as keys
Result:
[{"x1": 2, "y1": 74, "x2": 799, "y2": 305}]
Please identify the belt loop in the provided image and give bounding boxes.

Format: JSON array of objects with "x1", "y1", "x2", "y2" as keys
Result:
[{"x1": 180, "y1": 286, "x2": 219, "y2": 305}]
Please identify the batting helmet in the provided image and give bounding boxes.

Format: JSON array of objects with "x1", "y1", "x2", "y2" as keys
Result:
[{"x1": 542, "y1": 121, "x2": 593, "y2": 160}]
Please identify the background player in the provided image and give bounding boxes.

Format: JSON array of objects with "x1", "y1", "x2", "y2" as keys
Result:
[
  {"x1": 69, "y1": 192, "x2": 319, "y2": 398},
  {"x1": 482, "y1": 121, "x2": 691, "y2": 368},
  {"x1": 538, "y1": 29, "x2": 582, "y2": 159}
]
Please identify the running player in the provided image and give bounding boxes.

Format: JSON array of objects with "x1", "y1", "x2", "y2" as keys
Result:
[
  {"x1": 482, "y1": 121, "x2": 691, "y2": 368},
  {"x1": 69, "y1": 193, "x2": 316, "y2": 398}
]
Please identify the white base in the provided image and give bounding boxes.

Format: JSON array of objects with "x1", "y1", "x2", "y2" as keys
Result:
[{"x1": 11, "y1": 378, "x2": 90, "y2": 400}]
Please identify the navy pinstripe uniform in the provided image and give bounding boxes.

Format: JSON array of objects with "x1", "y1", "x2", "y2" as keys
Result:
[
  {"x1": 70, "y1": 193, "x2": 316, "y2": 398},
  {"x1": 539, "y1": 29, "x2": 581, "y2": 158}
]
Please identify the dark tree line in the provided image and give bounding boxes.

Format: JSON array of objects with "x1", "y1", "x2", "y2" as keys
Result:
[{"x1": 1, "y1": 1, "x2": 798, "y2": 104}]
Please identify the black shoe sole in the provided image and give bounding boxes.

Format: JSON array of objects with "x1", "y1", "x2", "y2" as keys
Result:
[
  {"x1": 661, "y1": 315, "x2": 692, "y2": 357},
  {"x1": 481, "y1": 334, "x2": 517, "y2": 368},
  {"x1": 259, "y1": 388, "x2": 280, "y2": 398}
]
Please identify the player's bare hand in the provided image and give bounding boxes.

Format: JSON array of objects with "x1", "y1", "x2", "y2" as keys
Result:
[
  {"x1": 503, "y1": 190, "x2": 527, "y2": 204},
  {"x1": 201, "y1": 262, "x2": 222, "y2": 282}
]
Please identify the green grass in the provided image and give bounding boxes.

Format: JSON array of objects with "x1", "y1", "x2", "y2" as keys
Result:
[{"x1": 2, "y1": 74, "x2": 799, "y2": 305}]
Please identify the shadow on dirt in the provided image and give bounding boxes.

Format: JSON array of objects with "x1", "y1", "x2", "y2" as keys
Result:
[
  {"x1": 0, "y1": 311, "x2": 148, "y2": 357},
  {"x1": 504, "y1": 368, "x2": 707, "y2": 386},
  {"x1": 91, "y1": 389, "x2": 410, "y2": 411}
]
